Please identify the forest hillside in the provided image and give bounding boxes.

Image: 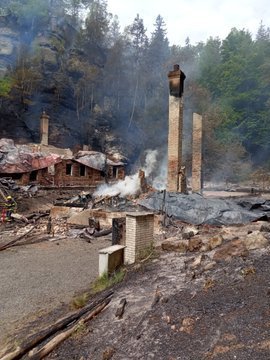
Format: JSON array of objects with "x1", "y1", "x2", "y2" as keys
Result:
[{"x1": 1, "y1": 0, "x2": 270, "y2": 182}]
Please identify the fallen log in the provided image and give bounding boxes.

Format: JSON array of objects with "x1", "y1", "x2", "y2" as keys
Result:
[
  {"x1": 92, "y1": 228, "x2": 112, "y2": 238},
  {"x1": 12, "y1": 235, "x2": 52, "y2": 247},
  {"x1": 11, "y1": 213, "x2": 29, "y2": 223},
  {"x1": 26, "y1": 211, "x2": 49, "y2": 221},
  {"x1": 93, "y1": 193, "x2": 120, "y2": 207},
  {"x1": 79, "y1": 231, "x2": 92, "y2": 242},
  {"x1": 0, "y1": 290, "x2": 113, "y2": 360},
  {"x1": 78, "y1": 227, "x2": 112, "y2": 240},
  {"x1": 0, "y1": 226, "x2": 35, "y2": 252},
  {"x1": 28, "y1": 298, "x2": 111, "y2": 359}
]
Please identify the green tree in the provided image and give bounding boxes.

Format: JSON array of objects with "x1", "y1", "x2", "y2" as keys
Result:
[
  {"x1": 198, "y1": 37, "x2": 222, "y2": 98},
  {"x1": 124, "y1": 14, "x2": 148, "y2": 128},
  {"x1": 0, "y1": 77, "x2": 12, "y2": 98}
]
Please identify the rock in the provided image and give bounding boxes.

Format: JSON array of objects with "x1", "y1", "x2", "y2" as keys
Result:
[
  {"x1": 0, "y1": 27, "x2": 19, "y2": 75},
  {"x1": 260, "y1": 224, "x2": 270, "y2": 233},
  {"x1": 213, "y1": 239, "x2": 249, "y2": 261},
  {"x1": 190, "y1": 255, "x2": 203, "y2": 268},
  {"x1": 203, "y1": 261, "x2": 216, "y2": 271},
  {"x1": 180, "y1": 317, "x2": 195, "y2": 334},
  {"x1": 163, "y1": 314, "x2": 171, "y2": 324},
  {"x1": 182, "y1": 226, "x2": 199, "y2": 239},
  {"x1": 188, "y1": 238, "x2": 202, "y2": 252},
  {"x1": 102, "y1": 347, "x2": 115, "y2": 360},
  {"x1": 208, "y1": 234, "x2": 224, "y2": 250},
  {"x1": 183, "y1": 232, "x2": 194, "y2": 239},
  {"x1": 161, "y1": 237, "x2": 188, "y2": 253},
  {"x1": 245, "y1": 231, "x2": 268, "y2": 250}
]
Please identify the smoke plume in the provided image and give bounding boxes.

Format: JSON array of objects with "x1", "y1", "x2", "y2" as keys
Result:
[{"x1": 93, "y1": 149, "x2": 166, "y2": 198}]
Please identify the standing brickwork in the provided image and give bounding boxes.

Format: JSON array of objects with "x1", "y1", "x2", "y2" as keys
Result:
[
  {"x1": 167, "y1": 65, "x2": 186, "y2": 192},
  {"x1": 125, "y1": 212, "x2": 154, "y2": 264},
  {"x1": 40, "y1": 111, "x2": 50, "y2": 146},
  {"x1": 192, "y1": 113, "x2": 203, "y2": 193}
]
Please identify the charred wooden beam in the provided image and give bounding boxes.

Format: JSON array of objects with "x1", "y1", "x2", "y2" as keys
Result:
[{"x1": 0, "y1": 291, "x2": 113, "y2": 360}]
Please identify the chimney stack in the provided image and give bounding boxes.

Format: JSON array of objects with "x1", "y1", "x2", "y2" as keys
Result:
[
  {"x1": 167, "y1": 65, "x2": 186, "y2": 192},
  {"x1": 40, "y1": 111, "x2": 49, "y2": 146},
  {"x1": 192, "y1": 113, "x2": 203, "y2": 193}
]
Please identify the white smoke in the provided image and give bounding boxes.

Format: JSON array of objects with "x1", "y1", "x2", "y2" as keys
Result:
[
  {"x1": 93, "y1": 173, "x2": 141, "y2": 198},
  {"x1": 142, "y1": 149, "x2": 158, "y2": 176},
  {"x1": 152, "y1": 155, "x2": 167, "y2": 190},
  {"x1": 93, "y1": 149, "x2": 167, "y2": 198}
]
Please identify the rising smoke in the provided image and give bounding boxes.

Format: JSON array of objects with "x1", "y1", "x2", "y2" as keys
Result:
[{"x1": 93, "y1": 149, "x2": 168, "y2": 198}]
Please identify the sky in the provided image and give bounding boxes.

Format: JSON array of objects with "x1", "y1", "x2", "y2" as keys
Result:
[{"x1": 107, "y1": 0, "x2": 270, "y2": 46}]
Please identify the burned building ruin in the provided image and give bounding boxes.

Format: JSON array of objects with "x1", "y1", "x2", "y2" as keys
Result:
[{"x1": 167, "y1": 65, "x2": 186, "y2": 193}]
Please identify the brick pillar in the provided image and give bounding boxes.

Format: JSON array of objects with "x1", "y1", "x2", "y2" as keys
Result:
[
  {"x1": 167, "y1": 65, "x2": 186, "y2": 192},
  {"x1": 125, "y1": 212, "x2": 154, "y2": 264},
  {"x1": 40, "y1": 111, "x2": 50, "y2": 145},
  {"x1": 192, "y1": 113, "x2": 203, "y2": 193}
]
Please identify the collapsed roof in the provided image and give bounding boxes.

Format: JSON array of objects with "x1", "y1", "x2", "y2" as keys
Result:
[
  {"x1": 0, "y1": 139, "x2": 61, "y2": 174},
  {"x1": 75, "y1": 151, "x2": 124, "y2": 172},
  {"x1": 0, "y1": 139, "x2": 125, "y2": 174}
]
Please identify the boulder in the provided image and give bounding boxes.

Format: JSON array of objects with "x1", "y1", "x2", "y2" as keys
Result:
[
  {"x1": 213, "y1": 239, "x2": 248, "y2": 261},
  {"x1": 161, "y1": 237, "x2": 189, "y2": 253},
  {"x1": 208, "y1": 234, "x2": 224, "y2": 250},
  {"x1": 188, "y1": 238, "x2": 202, "y2": 252},
  {"x1": 245, "y1": 231, "x2": 268, "y2": 250}
]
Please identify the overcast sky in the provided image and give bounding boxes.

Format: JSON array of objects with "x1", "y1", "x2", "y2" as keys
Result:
[{"x1": 107, "y1": 0, "x2": 270, "y2": 45}]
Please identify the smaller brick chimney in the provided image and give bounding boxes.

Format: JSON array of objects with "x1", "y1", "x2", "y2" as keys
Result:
[
  {"x1": 40, "y1": 111, "x2": 50, "y2": 145},
  {"x1": 192, "y1": 113, "x2": 203, "y2": 193}
]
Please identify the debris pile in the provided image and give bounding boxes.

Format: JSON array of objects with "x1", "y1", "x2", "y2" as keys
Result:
[{"x1": 139, "y1": 191, "x2": 270, "y2": 225}]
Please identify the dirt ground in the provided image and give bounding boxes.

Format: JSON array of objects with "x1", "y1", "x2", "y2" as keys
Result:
[
  {"x1": 1, "y1": 191, "x2": 270, "y2": 359},
  {"x1": 43, "y1": 221, "x2": 270, "y2": 360}
]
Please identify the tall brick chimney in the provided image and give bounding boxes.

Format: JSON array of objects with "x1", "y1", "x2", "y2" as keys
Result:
[
  {"x1": 40, "y1": 111, "x2": 50, "y2": 145},
  {"x1": 192, "y1": 113, "x2": 203, "y2": 193},
  {"x1": 167, "y1": 65, "x2": 186, "y2": 192}
]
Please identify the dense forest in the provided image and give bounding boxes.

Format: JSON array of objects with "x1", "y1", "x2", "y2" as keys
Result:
[{"x1": 0, "y1": 0, "x2": 270, "y2": 183}]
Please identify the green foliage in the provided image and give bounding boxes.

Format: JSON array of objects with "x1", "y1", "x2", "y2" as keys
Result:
[
  {"x1": 2, "y1": 0, "x2": 270, "y2": 178},
  {"x1": 8, "y1": 0, "x2": 50, "y2": 33},
  {"x1": 92, "y1": 269, "x2": 126, "y2": 293},
  {"x1": 0, "y1": 77, "x2": 12, "y2": 97}
]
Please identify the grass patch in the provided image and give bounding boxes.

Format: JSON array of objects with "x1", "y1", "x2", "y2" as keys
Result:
[
  {"x1": 137, "y1": 243, "x2": 155, "y2": 262},
  {"x1": 92, "y1": 268, "x2": 126, "y2": 293},
  {"x1": 71, "y1": 292, "x2": 89, "y2": 309},
  {"x1": 72, "y1": 321, "x2": 88, "y2": 338}
]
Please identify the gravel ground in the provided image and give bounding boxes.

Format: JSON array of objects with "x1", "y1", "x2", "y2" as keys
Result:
[{"x1": 0, "y1": 236, "x2": 110, "y2": 347}]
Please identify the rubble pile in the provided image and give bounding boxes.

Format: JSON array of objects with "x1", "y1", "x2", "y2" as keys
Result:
[{"x1": 139, "y1": 191, "x2": 270, "y2": 225}]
